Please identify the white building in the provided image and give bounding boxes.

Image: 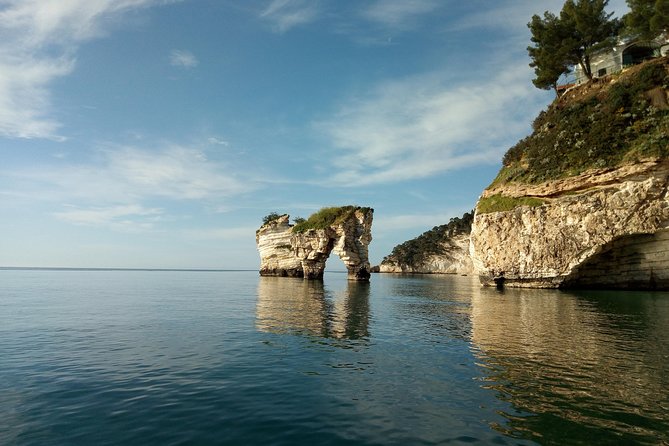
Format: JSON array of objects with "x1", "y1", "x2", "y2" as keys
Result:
[{"x1": 572, "y1": 35, "x2": 669, "y2": 85}]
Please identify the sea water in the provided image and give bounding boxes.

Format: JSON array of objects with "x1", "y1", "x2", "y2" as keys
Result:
[{"x1": 1, "y1": 269, "x2": 668, "y2": 445}]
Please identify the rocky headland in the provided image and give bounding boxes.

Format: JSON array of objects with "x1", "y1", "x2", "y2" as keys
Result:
[
  {"x1": 378, "y1": 212, "x2": 473, "y2": 275},
  {"x1": 471, "y1": 159, "x2": 669, "y2": 288},
  {"x1": 470, "y1": 58, "x2": 669, "y2": 289},
  {"x1": 380, "y1": 57, "x2": 669, "y2": 289},
  {"x1": 256, "y1": 206, "x2": 373, "y2": 281}
]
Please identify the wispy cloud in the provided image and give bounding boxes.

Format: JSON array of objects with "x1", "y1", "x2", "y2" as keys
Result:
[
  {"x1": 260, "y1": 0, "x2": 320, "y2": 33},
  {"x1": 317, "y1": 63, "x2": 545, "y2": 186},
  {"x1": 207, "y1": 137, "x2": 229, "y2": 146},
  {"x1": 0, "y1": 0, "x2": 173, "y2": 140},
  {"x1": 451, "y1": 0, "x2": 627, "y2": 33},
  {"x1": 0, "y1": 54, "x2": 74, "y2": 139},
  {"x1": 104, "y1": 145, "x2": 248, "y2": 200},
  {"x1": 54, "y1": 204, "x2": 163, "y2": 232},
  {"x1": 183, "y1": 226, "x2": 256, "y2": 241},
  {"x1": 362, "y1": 0, "x2": 439, "y2": 29},
  {"x1": 170, "y1": 49, "x2": 199, "y2": 68},
  {"x1": 2, "y1": 143, "x2": 253, "y2": 224}
]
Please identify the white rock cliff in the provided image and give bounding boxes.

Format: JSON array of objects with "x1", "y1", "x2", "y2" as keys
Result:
[
  {"x1": 256, "y1": 208, "x2": 373, "y2": 281},
  {"x1": 470, "y1": 159, "x2": 669, "y2": 289},
  {"x1": 378, "y1": 233, "x2": 474, "y2": 275}
]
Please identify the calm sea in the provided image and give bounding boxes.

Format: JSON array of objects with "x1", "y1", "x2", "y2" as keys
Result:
[{"x1": 1, "y1": 269, "x2": 668, "y2": 445}]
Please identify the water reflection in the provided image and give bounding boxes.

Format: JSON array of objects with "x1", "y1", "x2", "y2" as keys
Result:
[
  {"x1": 385, "y1": 274, "x2": 475, "y2": 342},
  {"x1": 256, "y1": 277, "x2": 370, "y2": 340},
  {"x1": 470, "y1": 286, "x2": 669, "y2": 445}
]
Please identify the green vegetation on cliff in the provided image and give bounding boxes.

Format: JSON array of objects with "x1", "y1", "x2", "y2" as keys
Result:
[
  {"x1": 381, "y1": 212, "x2": 473, "y2": 267},
  {"x1": 292, "y1": 206, "x2": 372, "y2": 233},
  {"x1": 495, "y1": 58, "x2": 669, "y2": 185},
  {"x1": 477, "y1": 195, "x2": 545, "y2": 214},
  {"x1": 261, "y1": 212, "x2": 285, "y2": 225},
  {"x1": 625, "y1": 0, "x2": 669, "y2": 40}
]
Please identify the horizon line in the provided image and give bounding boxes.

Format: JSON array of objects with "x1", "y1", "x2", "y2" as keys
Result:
[
  {"x1": 0, "y1": 266, "x2": 351, "y2": 274},
  {"x1": 0, "y1": 266, "x2": 257, "y2": 272}
]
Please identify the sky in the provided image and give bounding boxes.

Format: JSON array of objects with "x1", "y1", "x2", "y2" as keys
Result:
[{"x1": 0, "y1": 0, "x2": 629, "y2": 270}]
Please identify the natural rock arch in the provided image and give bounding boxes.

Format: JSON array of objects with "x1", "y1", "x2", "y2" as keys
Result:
[{"x1": 256, "y1": 207, "x2": 373, "y2": 281}]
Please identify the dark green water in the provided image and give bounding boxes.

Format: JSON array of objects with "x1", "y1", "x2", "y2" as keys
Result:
[{"x1": 1, "y1": 270, "x2": 667, "y2": 445}]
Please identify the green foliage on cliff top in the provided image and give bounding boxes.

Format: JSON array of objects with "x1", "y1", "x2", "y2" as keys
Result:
[
  {"x1": 381, "y1": 211, "x2": 473, "y2": 267},
  {"x1": 291, "y1": 206, "x2": 372, "y2": 233},
  {"x1": 262, "y1": 212, "x2": 284, "y2": 225},
  {"x1": 476, "y1": 195, "x2": 545, "y2": 214},
  {"x1": 495, "y1": 58, "x2": 669, "y2": 185}
]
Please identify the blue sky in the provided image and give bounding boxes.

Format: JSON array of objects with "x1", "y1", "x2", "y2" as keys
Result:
[{"x1": 0, "y1": 0, "x2": 629, "y2": 269}]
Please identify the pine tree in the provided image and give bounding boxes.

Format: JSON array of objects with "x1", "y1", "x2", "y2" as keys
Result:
[
  {"x1": 527, "y1": 0, "x2": 620, "y2": 89},
  {"x1": 625, "y1": 0, "x2": 669, "y2": 39},
  {"x1": 560, "y1": 0, "x2": 621, "y2": 80},
  {"x1": 527, "y1": 12, "x2": 572, "y2": 92}
]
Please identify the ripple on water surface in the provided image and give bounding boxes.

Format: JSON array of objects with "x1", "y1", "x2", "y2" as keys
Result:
[{"x1": 1, "y1": 270, "x2": 668, "y2": 445}]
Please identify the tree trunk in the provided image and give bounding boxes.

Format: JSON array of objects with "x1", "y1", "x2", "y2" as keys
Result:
[
  {"x1": 584, "y1": 53, "x2": 593, "y2": 80},
  {"x1": 579, "y1": 56, "x2": 593, "y2": 81}
]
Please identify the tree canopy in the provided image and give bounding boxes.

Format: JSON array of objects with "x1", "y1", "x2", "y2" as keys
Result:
[
  {"x1": 262, "y1": 212, "x2": 282, "y2": 225},
  {"x1": 624, "y1": 0, "x2": 669, "y2": 40},
  {"x1": 528, "y1": 12, "x2": 572, "y2": 91},
  {"x1": 381, "y1": 212, "x2": 473, "y2": 267},
  {"x1": 528, "y1": 0, "x2": 620, "y2": 91}
]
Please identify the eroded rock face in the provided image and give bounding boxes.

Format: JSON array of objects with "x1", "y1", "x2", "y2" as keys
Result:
[
  {"x1": 256, "y1": 208, "x2": 373, "y2": 281},
  {"x1": 255, "y1": 215, "x2": 303, "y2": 277},
  {"x1": 470, "y1": 159, "x2": 669, "y2": 289},
  {"x1": 378, "y1": 234, "x2": 473, "y2": 274}
]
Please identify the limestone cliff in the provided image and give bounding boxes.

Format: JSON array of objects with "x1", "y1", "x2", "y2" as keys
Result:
[
  {"x1": 470, "y1": 58, "x2": 669, "y2": 289},
  {"x1": 471, "y1": 160, "x2": 669, "y2": 288},
  {"x1": 378, "y1": 212, "x2": 473, "y2": 274},
  {"x1": 255, "y1": 215, "x2": 303, "y2": 277},
  {"x1": 256, "y1": 206, "x2": 373, "y2": 281},
  {"x1": 379, "y1": 233, "x2": 473, "y2": 274}
]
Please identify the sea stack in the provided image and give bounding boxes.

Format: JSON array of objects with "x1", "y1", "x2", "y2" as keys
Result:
[{"x1": 256, "y1": 206, "x2": 373, "y2": 281}]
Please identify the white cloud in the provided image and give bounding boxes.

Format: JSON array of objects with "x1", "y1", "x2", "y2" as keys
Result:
[
  {"x1": 0, "y1": 0, "x2": 174, "y2": 140},
  {"x1": 1, "y1": 142, "x2": 257, "y2": 234},
  {"x1": 452, "y1": 0, "x2": 628, "y2": 33},
  {"x1": 170, "y1": 49, "x2": 198, "y2": 68},
  {"x1": 362, "y1": 0, "x2": 439, "y2": 29},
  {"x1": 2, "y1": 143, "x2": 252, "y2": 207},
  {"x1": 0, "y1": 54, "x2": 74, "y2": 139},
  {"x1": 104, "y1": 145, "x2": 248, "y2": 200},
  {"x1": 207, "y1": 137, "x2": 229, "y2": 146},
  {"x1": 260, "y1": 0, "x2": 319, "y2": 33},
  {"x1": 450, "y1": 1, "x2": 558, "y2": 33},
  {"x1": 54, "y1": 204, "x2": 163, "y2": 232},
  {"x1": 183, "y1": 226, "x2": 256, "y2": 241},
  {"x1": 317, "y1": 63, "x2": 545, "y2": 186}
]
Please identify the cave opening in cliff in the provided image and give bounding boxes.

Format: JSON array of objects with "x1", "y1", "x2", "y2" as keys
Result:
[{"x1": 563, "y1": 230, "x2": 669, "y2": 290}]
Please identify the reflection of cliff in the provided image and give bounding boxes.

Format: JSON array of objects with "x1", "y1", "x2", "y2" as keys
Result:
[
  {"x1": 256, "y1": 277, "x2": 370, "y2": 340},
  {"x1": 470, "y1": 286, "x2": 669, "y2": 444},
  {"x1": 385, "y1": 275, "x2": 475, "y2": 341}
]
